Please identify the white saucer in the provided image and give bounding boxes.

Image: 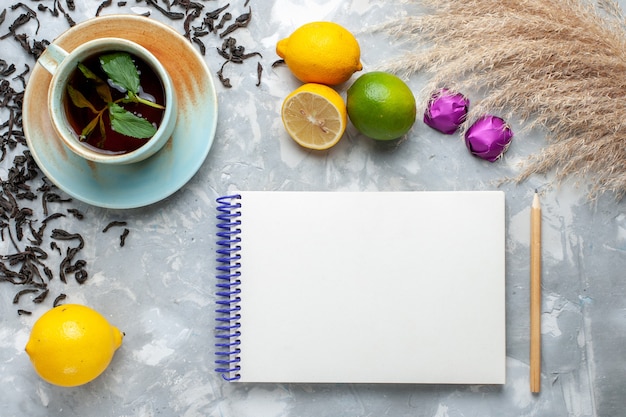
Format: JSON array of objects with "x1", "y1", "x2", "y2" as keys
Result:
[{"x1": 23, "y1": 15, "x2": 218, "y2": 209}]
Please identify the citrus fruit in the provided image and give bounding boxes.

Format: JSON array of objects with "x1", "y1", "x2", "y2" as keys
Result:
[
  {"x1": 25, "y1": 304, "x2": 124, "y2": 387},
  {"x1": 346, "y1": 71, "x2": 417, "y2": 141},
  {"x1": 281, "y1": 83, "x2": 347, "y2": 150},
  {"x1": 276, "y1": 21, "x2": 363, "y2": 85}
]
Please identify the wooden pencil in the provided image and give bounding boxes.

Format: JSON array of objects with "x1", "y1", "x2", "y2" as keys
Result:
[{"x1": 530, "y1": 192, "x2": 542, "y2": 393}]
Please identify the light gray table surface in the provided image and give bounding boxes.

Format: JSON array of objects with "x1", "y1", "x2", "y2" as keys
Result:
[{"x1": 1, "y1": 1, "x2": 625, "y2": 416}]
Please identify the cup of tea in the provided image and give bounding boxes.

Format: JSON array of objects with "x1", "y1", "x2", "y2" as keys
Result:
[{"x1": 37, "y1": 37, "x2": 177, "y2": 164}]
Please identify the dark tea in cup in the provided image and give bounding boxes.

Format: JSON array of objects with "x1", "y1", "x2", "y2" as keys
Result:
[{"x1": 65, "y1": 51, "x2": 166, "y2": 155}]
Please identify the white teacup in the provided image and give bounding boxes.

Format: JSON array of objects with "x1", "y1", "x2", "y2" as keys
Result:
[{"x1": 37, "y1": 37, "x2": 177, "y2": 164}]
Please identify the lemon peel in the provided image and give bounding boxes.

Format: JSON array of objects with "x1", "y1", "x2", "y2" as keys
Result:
[
  {"x1": 276, "y1": 21, "x2": 362, "y2": 86},
  {"x1": 25, "y1": 304, "x2": 123, "y2": 387}
]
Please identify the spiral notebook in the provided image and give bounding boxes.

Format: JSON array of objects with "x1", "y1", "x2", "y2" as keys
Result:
[{"x1": 214, "y1": 191, "x2": 506, "y2": 384}]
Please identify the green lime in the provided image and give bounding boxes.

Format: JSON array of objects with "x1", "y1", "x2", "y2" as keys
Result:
[{"x1": 346, "y1": 71, "x2": 416, "y2": 141}]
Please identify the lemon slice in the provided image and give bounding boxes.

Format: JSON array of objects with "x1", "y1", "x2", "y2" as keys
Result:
[{"x1": 281, "y1": 83, "x2": 347, "y2": 150}]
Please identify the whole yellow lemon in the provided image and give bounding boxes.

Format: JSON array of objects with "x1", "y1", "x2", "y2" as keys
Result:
[
  {"x1": 25, "y1": 304, "x2": 124, "y2": 387},
  {"x1": 276, "y1": 21, "x2": 363, "y2": 85}
]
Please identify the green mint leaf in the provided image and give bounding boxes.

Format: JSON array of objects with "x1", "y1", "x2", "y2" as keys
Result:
[
  {"x1": 109, "y1": 103, "x2": 157, "y2": 139},
  {"x1": 100, "y1": 52, "x2": 140, "y2": 95},
  {"x1": 67, "y1": 85, "x2": 98, "y2": 113},
  {"x1": 77, "y1": 63, "x2": 112, "y2": 103}
]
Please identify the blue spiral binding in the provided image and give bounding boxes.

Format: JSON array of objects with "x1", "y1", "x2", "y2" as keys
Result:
[{"x1": 215, "y1": 195, "x2": 243, "y2": 381}]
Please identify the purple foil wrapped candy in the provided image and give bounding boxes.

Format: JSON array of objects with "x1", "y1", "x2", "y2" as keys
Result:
[
  {"x1": 464, "y1": 115, "x2": 513, "y2": 162},
  {"x1": 423, "y1": 89, "x2": 470, "y2": 134}
]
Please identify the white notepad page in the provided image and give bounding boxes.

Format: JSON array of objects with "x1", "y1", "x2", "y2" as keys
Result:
[{"x1": 225, "y1": 191, "x2": 505, "y2": 384}]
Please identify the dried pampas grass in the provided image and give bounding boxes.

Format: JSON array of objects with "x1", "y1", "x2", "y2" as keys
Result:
[{"x1": 380, "y1": 0, "x2": 626, "y2": 199}]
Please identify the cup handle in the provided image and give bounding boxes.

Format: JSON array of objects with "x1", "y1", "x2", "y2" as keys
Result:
[{"x1": 37, "y1": 44, "x2": 69, "y2": 75}]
